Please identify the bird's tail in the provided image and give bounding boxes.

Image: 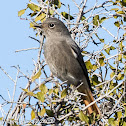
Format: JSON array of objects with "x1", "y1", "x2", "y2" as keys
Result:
[{"x1": 78, "y1": 84, "x2": 100, "y2": 115}]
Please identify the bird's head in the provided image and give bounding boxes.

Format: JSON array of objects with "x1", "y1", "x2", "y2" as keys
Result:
[{"x1": 34, "y1": 18, "x2": 70, "y2": 37}]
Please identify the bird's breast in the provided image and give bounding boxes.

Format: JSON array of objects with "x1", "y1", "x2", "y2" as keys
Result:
[{"x1": 43, "y1": 39, "x2": 84, "y2": 85}]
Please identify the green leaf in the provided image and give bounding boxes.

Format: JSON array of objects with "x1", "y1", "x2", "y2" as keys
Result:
[
  {"x1": 119, "y1": 41, "x2": 123, "y2": 51},
  {"x1": 18, "y1": 9, "x2": 26, "y2": 17},
  {"x1": 99, "y1": 39, "x2": 104, "y2": 43},
  {"x1": 28, "y1": 3, "x2": 40, "y2": 11},
  {"x1": 61, "y1": 89, "x2": 67, "y2": 98},
  {"x1": 105, "y1": 48, "x2": 110, "y2": 55},
  {"x1": 104, "y1": 45, "x2": 115, "y2": 55},
  {"x1": 37, "y1": 92, "x2": 44, "y2": 102},
  {"x1": 79, "y1": 111, "x2": 89, "y2": 123},
  {"x1": 114, "y1": 21, "x2": 120, "y2": 27},
  {"x1": 31, "y1": 110, "x2": 35, "y2": 120},
  {"x1": 92, "y1": 75, "x2": 100, "y2": 85},
  {"x1": 99, "y1": 58, "x2": 105, "y2": 66},
  {"x1": 110, "y1": 46, "x2": 116, "y2": 50},
  {"x1": 93, "y1": 15, "x2": 99, "y2": 26},
  {"x1": 117, "y1": 73, "x2": 124, "y2": 80},
  {"x1": 61, "y1": 12, "x2": 74, "y2": 20},
  {"x1": 46, "y1": 109, "x2": 54, "y2": 117},
  {"x1": 31, "y1": 69, "x2": 41, "y2": 82},
  {"x1": 85, "y1": 60, "x2": 93, "y2": 69},
  {"x1": 39, "y1": 84, "x2": 48, "y2": 94},
  {"x1": 81, "y1": 16, "x2": 86, "y2": 21},
  {"x1": 104, "y1": 44, "x2": 110, "y2": 55},
  {"x1": 108, "y1": 118, "x2": 114, "y2": 125},
  {"x1": 117, "y1": 111, "x2": 122, "y2": 119},
  {"x1": 99, "y1": 17, "x2": 106, "y2": 23}
]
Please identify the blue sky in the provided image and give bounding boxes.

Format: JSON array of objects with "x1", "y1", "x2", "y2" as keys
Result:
[{"x1": 0, "y1": 0, "x2": 39, "y2": 117}]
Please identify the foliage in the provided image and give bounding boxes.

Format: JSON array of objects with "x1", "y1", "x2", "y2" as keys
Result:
[{"x1": 0, "y1": 0, "x2": 126, "y2": 125}]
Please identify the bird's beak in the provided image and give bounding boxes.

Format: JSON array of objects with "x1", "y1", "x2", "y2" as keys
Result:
[{"x1": 34, "y1": 23, "x2": 42, "y2": 29}]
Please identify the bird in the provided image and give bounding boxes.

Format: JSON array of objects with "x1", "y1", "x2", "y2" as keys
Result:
[{"x1": 34, "y1": 17, "x2": 100, "y2": 115}]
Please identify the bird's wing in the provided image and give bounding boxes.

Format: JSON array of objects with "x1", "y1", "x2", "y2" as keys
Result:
[
  {"x1": 67, "y1": 39, "x2": 92, "y2": 91},
  {"x1": 67, "y1": 40, "x2": 101, "y2": 115}
]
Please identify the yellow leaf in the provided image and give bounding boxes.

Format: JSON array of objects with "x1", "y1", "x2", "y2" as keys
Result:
[
  {"x1": 111, "y1": 8, "x2": 119, "y2": 11},
  {"x1": 49, "y1": 9, "x2": 54, "y2": 15},
  {"x1": 22, "y1": 88, "x2": 35, "y2": 96},
  {"x1": 30, "y1": 22, "x2": 34, "y2": 28},
  {"x1": 117, "y1": 111, "x2": 122, "y2": 119},
  {"x1": 93, "y1": 65, "x2": 97, "y2": 71},
  {"x1": 0, "y1": 117, "x2": 3, "y2": 120},
  {"x1": 58, "y1": 0, "x2": 61, "y2": 8},
  {"x1": 39, "y1": 84, "x2": 48, "y2": 94},
  {"x1": 31, "y1": 110, "x2": 35, "y2": 120},
  {"x1": 28, "y1": 3, "x2": 40, "y2": 11},
  {"x1": 31, "y1": 69, "x2": 41, "y2": 82},
  {"x1": 119, "y1": 41, "x2": 123, "y2": 51},
  {"x1": 124, "y1": 106, "x2": 126, "y2": 117},
  {"x1": 38, "y1": 108, "x2": 46, "y2": 116},
  {"x1": 110, "y1": 72, "x2": 115, "y2": 78},
  {"x1": 54, "y1": 88, "x2": 59, "y2": 95},
  {"x1": 37, "y1": 92, "x2": 44, "y2": 102},
  {"x1": 18, "y1": 9, "x2": 26, "y2": 17},
  {"x1": 49, "y1": 89, "x2": 53, "y2": 95},
  {"x1": 117, "y1": 72, "x2": 124, "y2": 80},
  {"x1": 117, "y1": 11, "x2": 125, "y2": 14},
  {"x1": 35, "y1": 13, "x2": 46, "y2": 22}
]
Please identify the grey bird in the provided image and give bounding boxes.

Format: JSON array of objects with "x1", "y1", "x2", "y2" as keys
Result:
[{"x1": 34, "y1": 18, "x2": 100, "y2": 114}]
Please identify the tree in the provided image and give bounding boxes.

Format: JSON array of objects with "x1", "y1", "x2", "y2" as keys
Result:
[{"x1": 0, "y1": 0, "x2": 126, "y2": 125}]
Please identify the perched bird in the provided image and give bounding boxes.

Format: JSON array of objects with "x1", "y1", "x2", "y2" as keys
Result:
[{"x1": 34, "y1": 18, "x2": 100, "y2": 114}]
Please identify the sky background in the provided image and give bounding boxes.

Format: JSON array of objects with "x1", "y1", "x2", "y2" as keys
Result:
[
  {"x1": 0, "y1": 0, "x2": 125, "y2": 121},
  {"x1": 0, "y1": 0, "x2": 39, "y2": 118}
]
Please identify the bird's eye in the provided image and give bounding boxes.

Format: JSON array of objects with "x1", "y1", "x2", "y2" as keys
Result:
[{"x1": 49, "y1": 23, "x2": 55, "y2": 28}]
